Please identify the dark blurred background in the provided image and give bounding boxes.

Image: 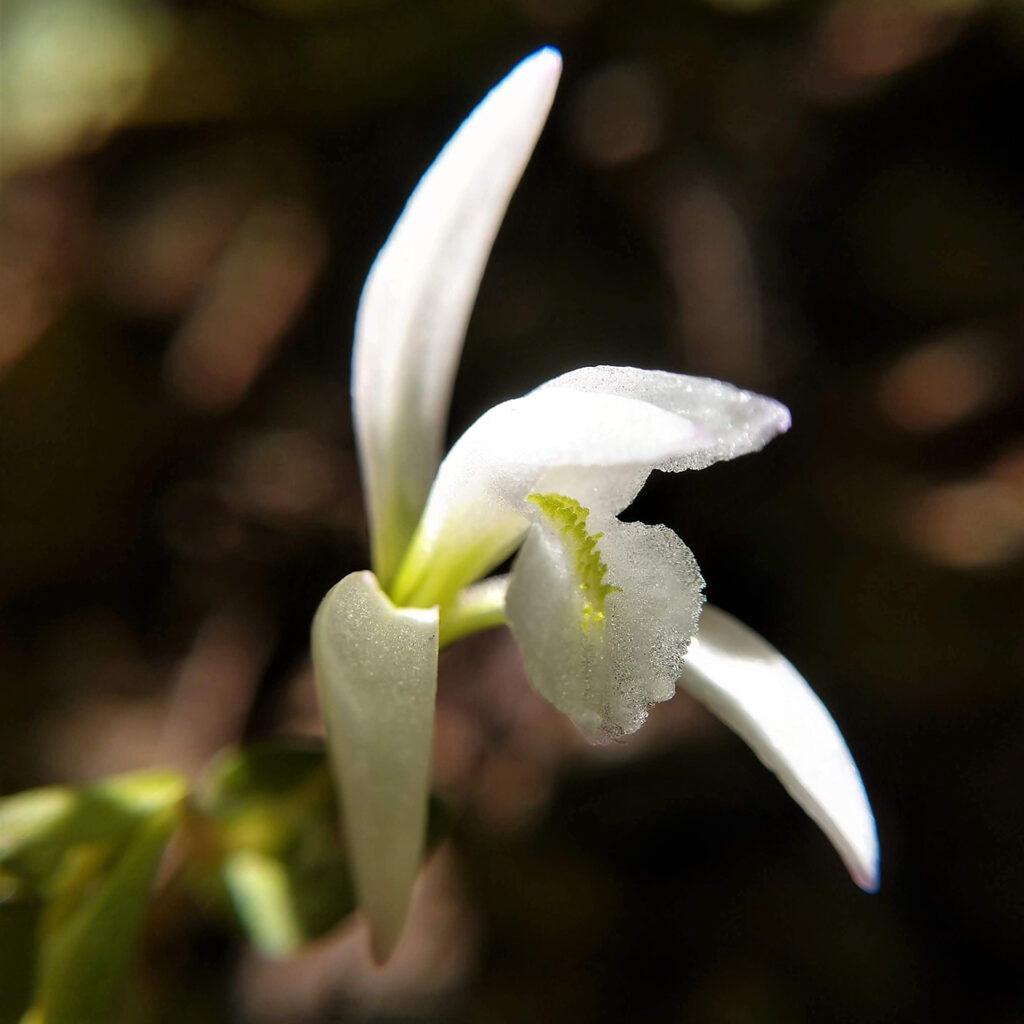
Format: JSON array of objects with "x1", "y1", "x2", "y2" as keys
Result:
[{"x1": 2, "y1": 0, "x2": 1024, "y2": 1020}]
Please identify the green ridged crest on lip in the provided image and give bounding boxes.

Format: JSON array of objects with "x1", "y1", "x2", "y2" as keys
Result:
[{"x1": 527, "y1": 493, "x2": 622, "y2": 632}]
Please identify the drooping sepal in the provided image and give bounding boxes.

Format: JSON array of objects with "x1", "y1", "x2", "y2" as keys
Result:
[
  {"x1": 311, "y1": 571, "x2": 439, "y2": 961},
  {"x1": 678, "y1": 605, "x2": 880, "y2": 892}
]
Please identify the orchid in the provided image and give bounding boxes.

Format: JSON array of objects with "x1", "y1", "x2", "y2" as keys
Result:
[{"x1": 312, "y1": 47, "x2": 879, "y2": 962}]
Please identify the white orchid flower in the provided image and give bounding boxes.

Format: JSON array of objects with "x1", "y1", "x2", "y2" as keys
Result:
[{"x1": 313, "y1": 48, "x2": 879, "y2": 962}]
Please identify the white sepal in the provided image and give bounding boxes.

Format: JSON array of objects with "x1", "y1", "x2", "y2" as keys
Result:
[
  {"x1": 352, "y1": 48, "x2": 562, "y2": 586},
  {"x1": 678, "y1": 604, "x2": 880, "y2": 892},
  {"x1": 311, "y1": 571, "x2": 439, "y2": 961}
]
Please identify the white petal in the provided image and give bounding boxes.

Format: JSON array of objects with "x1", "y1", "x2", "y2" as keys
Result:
[
  {"x1": 392, "y1": 388, "x2": 705, "y2": 605},
  {"x1": 537, "y1": 365, "x2": 791, "y2": 471},
  {"x1": 311, "y1": 571, "x2": 439, "y2": 960},
  {"x1": 393, "y1": 368, "x2": 789, "y2": 607},
  {"x1": 352, "y1": 48, "x2": 562, "y2": 586},
  {"x1": 678, "y1": 605, "x2": 880, "y2": 892},
  {"x1": 505, "y1": 508, "x2": 704, "y2": 741}
]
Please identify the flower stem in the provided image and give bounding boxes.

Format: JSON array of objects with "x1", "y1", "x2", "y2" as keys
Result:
[{"x1": 438, "y1": 576, "x2": 509, "y2": 648}]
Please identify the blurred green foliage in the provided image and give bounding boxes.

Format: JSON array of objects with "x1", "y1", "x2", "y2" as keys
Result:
[
  {"x1": 0, "y1": 746, "x2": 447, "y2": 1021},
  {"x1": 1, "y1": 772, "x2": 186, "y2": 1024},
  {"x1": 195, "y1": 741, "x2": 354, "y2": 958}
]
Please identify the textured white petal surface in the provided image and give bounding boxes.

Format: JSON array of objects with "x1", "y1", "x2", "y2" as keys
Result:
[
  {"x1": 311, "y1": 571, "x2": 439, "y2": 960},
  {"x1": 678, "y1": 604, "x2": 879, "y2": 892},
  {"x1": 395, "y1": 368, "x2": 789, "y2": 606},
  {"x1": 537, "y1": 365, "x2": 791, "y2": 471},
  {"x1": 506, "y1": 514, "x2": 705, "y2": 740},
  {"x1": 352, "y1": 48, "x2": 562, "y2": 586},
  {"x1": 393, "y1": 388, "x2": 705, "y2": 604}
]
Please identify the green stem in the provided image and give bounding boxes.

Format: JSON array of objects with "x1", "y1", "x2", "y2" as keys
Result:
[
  {"x1": 438, "y1": 576, "x2": 510, "y2": 649},
  {"x1": 390, "y1": 524, "x2": 523, "y2": 610}
]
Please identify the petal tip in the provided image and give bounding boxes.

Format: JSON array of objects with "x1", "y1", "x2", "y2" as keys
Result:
[
  {"x1": 850, "y1": 833, "x2": 881, "y2": 894},
  {"x1": 857, "y1": 873, "x2": 881, "y2": 895},
  {"x1": 853, "y1": 863, "x2": 881, "y2": 894},
  {"x1": 509, "y1": 47, "x2": 563, "y2": 100},
  {"x1": 531, "y1": 45, "x2": 563, "y2": 75},
  {"x1": 775, "y1": 400, "x2": 793, "y2": 435}
]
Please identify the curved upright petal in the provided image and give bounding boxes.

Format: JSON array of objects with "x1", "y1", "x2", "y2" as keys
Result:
[
  {"x1": 353, "y1": 48, "x2": 562, "y2": 587},
  {"x1": 393, "y1": 367, "x2": 790, "y2": 607},
  {"x1": 506, "y1": 506, "x2": 704, "y2": 740},
  {"x1": 677, "y1": 605, "x2": 880, "y2": 892},
  {"x1": 311, "y1": 571, "x2": 439, "y2": 961}
]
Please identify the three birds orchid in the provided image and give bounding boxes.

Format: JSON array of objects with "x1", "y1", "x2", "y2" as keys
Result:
[{"x1": 312, "y1": 47, "x2": 879, "y2": 962}]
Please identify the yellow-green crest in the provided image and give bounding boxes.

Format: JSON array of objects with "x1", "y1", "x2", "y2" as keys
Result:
[{"x1": 528, "y1": 493, "x2": 622, "y2": 631}]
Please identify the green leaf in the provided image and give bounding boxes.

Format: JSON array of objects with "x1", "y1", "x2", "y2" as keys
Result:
[
  {"x1": 2, "y1": 773, "x2": 188, "y2": 1024},
  {"x1": 23, "y1": 804, "x2": 180, "y2": 1024},
  {"x1": 196, "y1": 739, "x2": 354, "y2": 958},
  {"x1": 0, "y1": 770, "x2": 187, "y2": 889},
  {"x1": 0, "y1": 897, "x2": 41, "y2": 1022}
]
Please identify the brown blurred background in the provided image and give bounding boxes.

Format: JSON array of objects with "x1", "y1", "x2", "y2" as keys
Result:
[{"x1": 2, "y1": 0, "x2": 1024, "y2": 1020}]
